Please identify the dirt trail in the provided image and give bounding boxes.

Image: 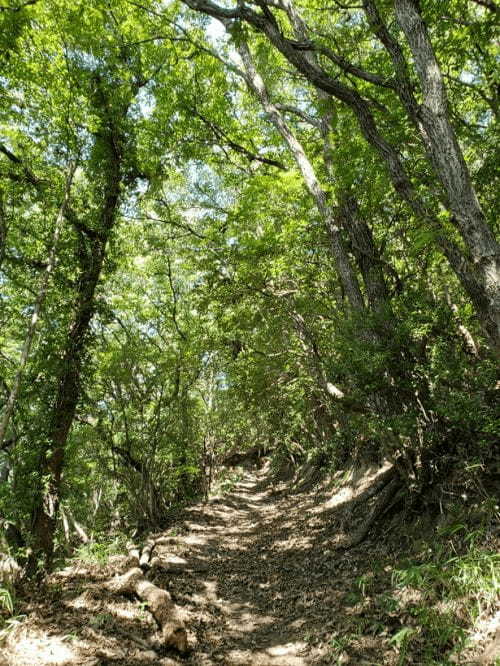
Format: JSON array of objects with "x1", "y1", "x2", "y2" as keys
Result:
[
  {"x1": 162, "y1": 472, "x2": 328, "y2": 665},
  {"x1": 2, "y1": 465, "x2": 497, "y2": 665}
]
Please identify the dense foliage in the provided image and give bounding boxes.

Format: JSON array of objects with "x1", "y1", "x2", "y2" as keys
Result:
[{"x1": 0, "y1": 0, "x2": 498, "y2": 573}]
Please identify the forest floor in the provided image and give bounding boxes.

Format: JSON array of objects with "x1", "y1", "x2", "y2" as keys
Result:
[{"x1": 1, "y1": 463, "x2": 498, "y2": 665}]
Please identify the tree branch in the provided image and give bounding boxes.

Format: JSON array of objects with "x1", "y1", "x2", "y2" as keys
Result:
[
  {"x1": 166, "y1": 256, "x2": 187, "y2": 342},
  {"x1": 275, "y1": 103, "x2": 322, "y2": 128},
  {"x1": 0, "y1": 143, "x2": 43, "y2": 188},
  {"x1": 315, "y1": 43, "x2": 395, "y2": 89},
  {"x1": 0, "y1": 0, "x2": 39, "y2": 12},
  {"x1": 191, "y1": 107, "x2": 286, "y2": 169},
  {"x1": 469, "y1": 0, "x2": 498, "y2": 12}
]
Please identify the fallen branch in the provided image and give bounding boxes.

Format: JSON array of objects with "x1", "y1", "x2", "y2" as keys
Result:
[
  {"x1": 126, "y1": 543, "x2": 141, "y2": 567},
  {"x1": 108, "y1": 567, "x2": 187, "y2": 652},
  {"x1": 139, "y1": 541, "x2": 155, "y2": 569}
]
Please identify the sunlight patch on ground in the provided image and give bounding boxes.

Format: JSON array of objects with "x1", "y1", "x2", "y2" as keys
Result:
[
  {"x1": 266, "y1": 641, "x2": 307, "y2": 656},
  {"x1": 3, "y1": 628, "x2": 83, "y2": 666},
  {"x1": 178, "y1": 533, "x2": 208, "y2": 546},
  {"x1": 65, "y1": 589, "x2": 95, "y2": 610},
  {"x1": 228, "y1": 610, "x2": 276, "y2": 633},
  {"x1": 107, "y1": 601, "x2": 142, "y2": 622},
  {"x1": 54, "y1": 565, "x2": 90, "y2": 579},
  {"x1": 468, "y1": 608, "x2": 500, "y2": 657},
  {"x1": 226, "y1": 643, "x2": 308, "y2": 665}
]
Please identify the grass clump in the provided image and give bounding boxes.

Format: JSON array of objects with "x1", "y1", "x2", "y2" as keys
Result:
[{"x1": 0, "y1": 586, "x2": 14, "y2": 615}]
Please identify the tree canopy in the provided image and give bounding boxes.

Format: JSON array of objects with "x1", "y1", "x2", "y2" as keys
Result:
[{"x1": 0, "y1": 0, "x2": 498, "y2": 573}]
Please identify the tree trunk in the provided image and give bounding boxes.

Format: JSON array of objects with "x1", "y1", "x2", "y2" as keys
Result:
[
  {"x1": 181, "y1": 0, "x2": 499, "y2": 352},
  {"x1": 338, "y1": 196, "x2": 391, "y2": 316},
  {"x1": 394, "y1": 0, "x2": 500, "y2": 350},
  {"x1": 0, "y1": 189, "x2": 6, "y2": 271},
  {"x1": 30, "y1": 228, "x2": 111, "y2": 569},
  {"x1": 236, "y1": 37, "x2": 365, "y2": 312},
  {"x1": 361, "y1": 0, "x2": 499, "y2": 352},
  {"x1": 29, "y1": 81, "x2": 126, "y2": 571}
]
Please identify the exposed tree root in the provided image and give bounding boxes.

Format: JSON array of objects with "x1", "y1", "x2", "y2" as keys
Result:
[
  {"x1": 293, "y1": 460, "x2": 325, "y2": 493},
  {"x1": 273, "y1": 458, "x2": 295, "y2": 483},
  {"x1": 339, "y1": 476, "x2": 402, "y2": 549}
]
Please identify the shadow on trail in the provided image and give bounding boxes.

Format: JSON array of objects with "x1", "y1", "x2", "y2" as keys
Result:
[
  {"x1": 157, "y1": 466, "x2": 478, "y2": 666},
  {"x1": 157, "y1": 467, "x2": 421, "y2": 665}
]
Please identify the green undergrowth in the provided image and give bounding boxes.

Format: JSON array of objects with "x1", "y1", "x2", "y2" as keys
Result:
[
  {"x1": 388, "y1": 544, "x2": 498, "y2": 664},
  {"x1": 335, "y1": 497, "x2": 499, "y2": 665},
  {"x1": 69, "y1": 470, "x2": 246, "y2": 568},
  {"x1": 72, "y1": 533, "x2": 129, "y2": 567},
  {"x1": 211, "y1": 467, "x2": 246, "y2": 495},
  {"x1": 65, "y1": 468, "x2": 245, "y2": 569},
  {"x1": 0, "y1": 584, "x2": 20, "y2": 644},
  {"x1": 0, "y1": 585, "x2": 14, "y2": 615}
]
